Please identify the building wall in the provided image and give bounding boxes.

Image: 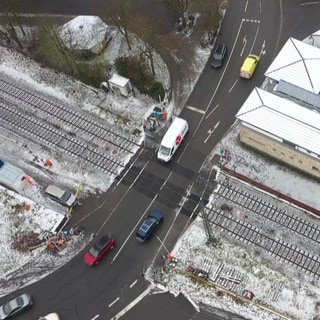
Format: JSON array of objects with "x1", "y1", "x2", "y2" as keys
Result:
[{"x1": 239, "y1": 126, "x2": 320, "y2": 179}]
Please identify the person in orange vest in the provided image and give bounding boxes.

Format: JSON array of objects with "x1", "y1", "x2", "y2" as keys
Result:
[
  {"x1": 48, "y1": 240, "x2": 55, "y2": 249},
  {"x1": 25, "y1": 176, "x2": 33, "y2": 185}
]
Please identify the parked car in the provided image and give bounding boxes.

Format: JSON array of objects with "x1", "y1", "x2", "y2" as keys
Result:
[
  {"x1": 38, "y1": 313, "x2": 61, "y2": 320},
  {"x1": 0, "y1": 293, "x2": 33, "y2": 319},
  {"x1": 84, "y1": 235, "x2": 115, "y2": 266},
  {"x1": 45, "y1": 185, "x2": 77, "y2": 207},
  {"x1": 211, "y1": 43, "x2": 227, "y2": 68},
  {"x1": 136, "y1": 211, "x2": 163, "y2": 243}
]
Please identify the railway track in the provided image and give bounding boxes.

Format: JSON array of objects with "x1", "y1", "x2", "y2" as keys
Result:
[
  {"x1": 216, "y1": 181, "x2": 320, "y2": 244},
  {"x1": 207, "y1": 207, "x2": 320, "y2": 279},
  {"x1": 0, "y1": 74, "x2": 141, "y2": 174}
]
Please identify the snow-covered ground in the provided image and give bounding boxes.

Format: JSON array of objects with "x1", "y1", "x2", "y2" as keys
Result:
[
  {"x1": 0, "y1": 14, "x2": 320, "y2": 320},
  {"x1": 154, "y1": 122, "x2": 320, "y2": 320}
]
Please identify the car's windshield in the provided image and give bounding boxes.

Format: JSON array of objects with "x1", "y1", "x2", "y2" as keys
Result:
[
  {"x1": 89, "y1": 245, "x2": 100, "y2": 257},
  {"x1": 213, "y1": 53, "x2": 222, "y2": 60},
  {"x1": 61, "y1": 191, "x2": 71, "y2": 202},
  {"x1": 3, "y1": 302, "x2": 13, "y2": 315},
  {"x1": 159, "y1": 145, "x2": 171, "y2": 156}
]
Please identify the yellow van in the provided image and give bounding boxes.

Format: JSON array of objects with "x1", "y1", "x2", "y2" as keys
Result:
[{"x1": 240, "y1": 54, "x2": 260, "y2": 79}]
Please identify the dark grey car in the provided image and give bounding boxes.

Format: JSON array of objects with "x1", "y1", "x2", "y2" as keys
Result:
[{"x1": 211, "y1": 43, "x2": 227, "y2": 68}]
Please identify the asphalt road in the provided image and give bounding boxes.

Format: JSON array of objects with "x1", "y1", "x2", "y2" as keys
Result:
[{"x1": 1, "y1": 0, "x2": 320, "y2": 320}]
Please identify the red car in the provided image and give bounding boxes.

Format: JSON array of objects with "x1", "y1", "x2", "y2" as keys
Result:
[{"x1": 84, "y1": 235, "x2": 115, "y2": 266}]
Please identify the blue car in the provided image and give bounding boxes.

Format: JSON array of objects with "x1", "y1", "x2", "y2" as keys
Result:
[{"x1": 136, "y1": 211, "x2": 163, "y2": 243}]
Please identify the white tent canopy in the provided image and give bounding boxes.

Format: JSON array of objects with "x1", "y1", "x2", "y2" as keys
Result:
[{"x1": 60, "y1": 16, "x2": 109, "y2": 51}]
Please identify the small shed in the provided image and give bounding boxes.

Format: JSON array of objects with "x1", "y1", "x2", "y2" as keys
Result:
[
  {"x1": 0, "y1": 160, "x2": 28, "y2": 194},
  {"x1": 108, "y1": 73, "x2": 133, "y2": 97}
]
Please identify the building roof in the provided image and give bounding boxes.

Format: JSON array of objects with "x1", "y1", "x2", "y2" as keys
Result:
[
  {"x1": 0, "y1": 161, "x2": 27, "y2": 193},
  {"x1": 236, "y1": 87, "x2": 320, "y2": 155},
  {"x1": 264, "y1": 38, "x2": 320, "y2": 94},
  {"x1": 60, "y1": 16, "x2": 108, "y2": 50},
  {"x1": 108, "y1": 73, "x2": 130, "y2": 87}
]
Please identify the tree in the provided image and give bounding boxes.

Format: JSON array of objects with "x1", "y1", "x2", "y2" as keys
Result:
[
  {"x1": 165, "y1": 0, "x2": 193, "y2": 29},
  {"x1": 129, "y1": 14, "x2": 159, "y2": 76},
  {"x1": 194, "y1": 0, "x2": 223, "y2": 33},
  {"x1": 0, "y1": 0, "x2": 27, "y2": 51},
  {"x1": 103, "y1": 0, "x2": 133, "y2": 50}
]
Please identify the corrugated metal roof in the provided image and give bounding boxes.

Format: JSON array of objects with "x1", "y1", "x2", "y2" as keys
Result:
[
  {"x1": 236, "y1": 87, "x2": 320, "y2": 155},
  {"x1": 276, "y1": 80, "x2": 320, "y2": 109},
  {"x1": 264, "y1": 38, "x2": 320, "y2": 94}
]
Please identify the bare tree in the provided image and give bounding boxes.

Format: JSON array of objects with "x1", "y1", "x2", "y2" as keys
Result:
[
  {"x1": 103, "y1": 0, "x2": 133, "y2": 50},
  {"x1": 165, "y1": 0, "x2": 193, "y2": 28},
  {"x1": 194, "y1": 0, "x2": 223, "y2": 33},
  {"x1": 0, "y1": 0, "x2": 26, "y2": 51},
  {"x1": 129, "y1": 14, "x2": 160, "y2": 76}
]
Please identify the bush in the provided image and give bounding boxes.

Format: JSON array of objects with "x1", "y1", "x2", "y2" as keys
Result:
[{"x1": 115, "y1": 55, "x2": 165, "y2": 101}]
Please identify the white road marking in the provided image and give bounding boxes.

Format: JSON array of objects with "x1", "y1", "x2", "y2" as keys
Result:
[
  {"x1": 110, "y1": 286, "x2": 154, "y2": 320},
  {"x1": 91, "y1": 315, "x2": 100, "y2": 320},
  {"x1": 129, "y1": 280, "x2": 137, "y2": 288},
  {"x1": 229, "y1": 79, "x2": 238, "y2": 93},
  {"x1": 108, "y1": 297, "x2": 120, "y2": 308},
  {"x1": 186, "y1": 105, "x2": 206, "y2": 114},
  {"x1": 205, "y1": 104, "x2": 219, "y2": 120},
  {"x1": 299, "y1": 1, "x2": 320, "y2": 5},
  {"x1": 204, "y1": 121, "x2": 221, "y2": 144}
]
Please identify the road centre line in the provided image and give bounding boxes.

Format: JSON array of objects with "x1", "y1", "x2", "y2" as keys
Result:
[
  {"x1": 108, "y1": 297, "x2": 120, "y2": 308},
  {"x1": 111, "y1": 193, "x2": 158, "y2": 263},
  {"x1": 194, "y1": 18, "x2": 244, "y2": 136},
  {"x1": 110, "y1": 285, "x2": 154, "y2": 320},
  {"x1": 186, "y1": 105, "x2": 206, "y2": 114},
  {"x1": 129, "y1": 279, "x2": 137, "y2": 288},
  {"x1": 91, "y1": 315, "x2": 99, "y2": 320},
  {"x1": 205, "y1": 104, "x2": 219, "y2": 120}
]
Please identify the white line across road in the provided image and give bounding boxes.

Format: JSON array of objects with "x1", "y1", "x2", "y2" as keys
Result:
[
  {"x1": 186, "y1": 105, "x2": 206, "y2": 114},
  {"x1": 299, "y1": 1, "x2": 320, "y2": 5},
  {"x1": 110, "y1": 285, "x2": 154, "y2": 320}
]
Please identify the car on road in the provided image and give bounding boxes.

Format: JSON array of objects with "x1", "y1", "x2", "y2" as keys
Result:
[
  {"x1": 210, "y1": 43, "x2": 227, "y2": 68},
  {"x1": 39, "y1": 313, "x2": 61, "y2": 320},
  {"x1": 0, "y1": 293, "x2": 33, "y2": 319},
  {"x1": 240, "y1": 54, "x2": 260, "y2": 79},
  {"x1": 45, "y1": 185, "x2": 77, "y2": 207},
  {"x1": 84, "y1": 235, "x2": 115, "y2": 266},
  {"x1": 136, "y1": 211, "x2": 163, "y2": 243}
]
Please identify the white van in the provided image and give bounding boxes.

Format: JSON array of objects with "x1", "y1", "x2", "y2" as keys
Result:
[
  {"x1": 0, "y1": 160, "x2": 28, "y2": 193},
  {"x1": 157, "y1": 117, "x2": 189, "y2": 162}
]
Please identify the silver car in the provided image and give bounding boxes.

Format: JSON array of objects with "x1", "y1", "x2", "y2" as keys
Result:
[
  {"x1": 45, "y1": 185, "x2": 77, "y2": 207},
  {"x1": 0, "y1": 293, "x2": 33, "y2": 319}
]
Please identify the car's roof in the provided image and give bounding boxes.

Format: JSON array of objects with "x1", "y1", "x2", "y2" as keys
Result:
[
  {"x1": 96, "y1": 235, "x2": 111, "y2": 248},
  {"x1": 45, "y1": 185, "x2": 64, "y2": 198}
]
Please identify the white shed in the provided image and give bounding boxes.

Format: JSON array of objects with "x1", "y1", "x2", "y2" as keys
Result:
[{"x1": 108, "y1": 73, "x2": 133, "y2": 97}]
